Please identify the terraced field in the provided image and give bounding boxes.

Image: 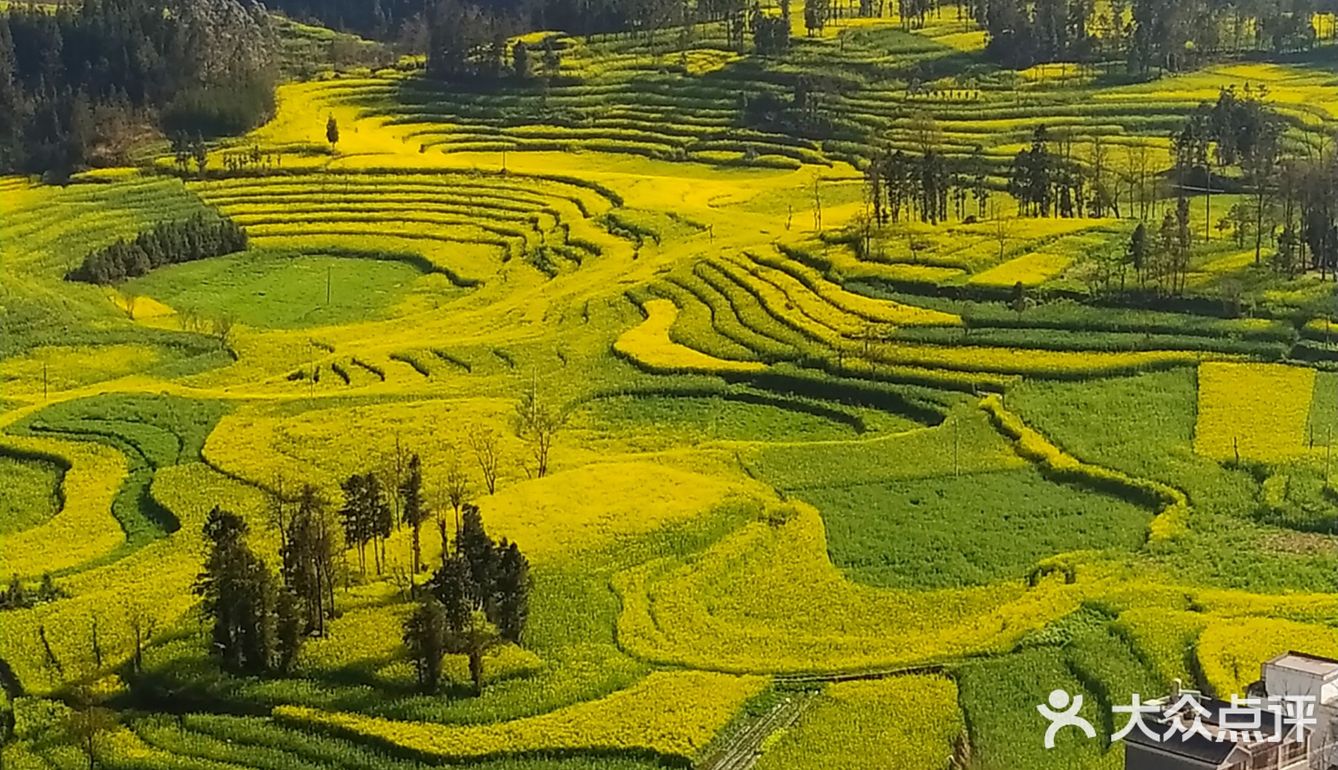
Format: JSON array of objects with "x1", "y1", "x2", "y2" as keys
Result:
[{"x1": 8, "y1": 8, "x2": 1338, "y2": 770}]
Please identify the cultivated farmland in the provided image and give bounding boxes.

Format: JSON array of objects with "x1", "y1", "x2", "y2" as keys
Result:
[{"x1": 6, "y1": 2, "x2": 1338, "y2": 770}]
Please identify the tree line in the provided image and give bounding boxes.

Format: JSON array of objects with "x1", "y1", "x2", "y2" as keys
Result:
[
  {"x1": 857, "y1": 86, "x2": 1338, "y2": 297},
  {"x1": 422, "y1": 0, "x2": 809, "y2": 81},
  {"x1": 65, "y1": 214, "x2": 248, "y2": 285},
  {"x1": 1164, "y1": 86, "x2": 1338, "y2": 286},
  {"x1": 860, "y1": 119, "x2": 1115, "y2": 230},
  {"x1": 1023, "y1": 86, "x2": 1338, "y2": 296},
  {"x1": 1095, "y1": 85, "x2": 1338, "y2": 296},
  {"x1": 865, "y1": 145, "x2": 991, "y2": 226},
  {"x1": 0, "y1": 0, "x2": 275, "y2": 179},
  {"x1": 272, "y1": 0, "x2": 780, "y2": 49},
  {"x1": 970, "y1": 0, "x2": 1338, "y2": 72}
]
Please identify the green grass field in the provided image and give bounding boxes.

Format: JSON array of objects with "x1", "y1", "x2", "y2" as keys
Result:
[{"x1": 124, "y1": 251, "x2": 453, "y2": 329}]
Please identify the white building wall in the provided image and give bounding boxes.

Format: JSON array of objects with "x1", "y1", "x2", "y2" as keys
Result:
[{"x1": 1266, "y1": 665, "x2": 1329, "y2": 706}]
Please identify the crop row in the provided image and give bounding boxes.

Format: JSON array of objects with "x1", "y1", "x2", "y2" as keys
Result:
[
  {"x1": 118, "y1": 711, "x2": 671, "y2": 770},
  {"x1": 613, "y1": 299, "x2": 766, "y2": 377},
  {"x1": 194, "y1": 183, "x2": 585, "y2": 221},
  {"x1": 756, "y1": 676, "x2": 963, "y2": 770},
  {"x1": 338, "y1": 30, "x2": 1251, "y2": 172},
  {"x1": 889, "y1": 326, "x2": 1289, "y2": 358},
  {"x1": 0, "y1": 462, "x2": 271, "y2": 693},
  {"x1": 678, "y1": 252, "x2": 1234, "y2": 380},
  {"x1": 875, "y1": 290, "x2": 1299, "y2": 342},
  {"x1": 743, "y1": 249, "x2": 963, "y2": 327},
  {"x1": 189, "y1": 168, "x2": 621, "y2": 215}
]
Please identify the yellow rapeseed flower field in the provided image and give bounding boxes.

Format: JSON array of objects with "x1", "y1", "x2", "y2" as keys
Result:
[
  {"x1": 275, "y1": 670, "x2": 766, "y2": 762},
  {"x1": 473, "y1": 460, "x2": 756, "y2": 561},
  {"x1": 1195, "y1": 362, "x2": 1315, "y2": 462},
  {"x1": 0, "y1": 344, "x2": 160, "y2": 396},
  {"x1": 1197, "y1": 617, "x2": 1338, "y2": 697},
  {"x1": 0, "y1": 463, "x2": 270, "y2": 692},
  {"x1": 969, "y1": 251, "x2": 1073, "y2": 287},
  {"x1": 12, "y1": 19, "x2": 1338, "y2": 767},
  {"x1": 614, "y1": 298, "x2": 767, "y2": 375},
  {"x1": 614, "y1": 500, "x2": 1083, "y2": 673}
]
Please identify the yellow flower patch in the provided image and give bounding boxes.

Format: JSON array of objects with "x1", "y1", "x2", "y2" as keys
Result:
[
  {"x1": 477, "y1": 460, "x2": 752, "y2": 561},
  {"x1": 0, "y1": 344, "x2": 160, "y2": 396},
  {"x1": 614, "y1": 299, "x2": 766, "y2": 375},
  {"x1": 614, "y1": 500, "x2": 1081, "y2": 674},
  {"x1": 1194, "y1": 362, "x2": 1315, "y2": 462},
  {"x1": 969, "y1": 251, "x2": 1072, "y2": 287},
  {"x1": 275, "y1": 670, "x2": 766, "y2": 762},
  {"x1": 1197, "y1": 617, "x2": 1338, "y2": 698},
  {"x1": 0, "y1": 435, "x2": 127, "y2": 579}
]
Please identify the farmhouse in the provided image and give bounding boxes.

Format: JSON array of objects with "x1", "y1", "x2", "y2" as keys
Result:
[{"x1": 1124, "y1": 652, "x2": 1338, "y2": 770}]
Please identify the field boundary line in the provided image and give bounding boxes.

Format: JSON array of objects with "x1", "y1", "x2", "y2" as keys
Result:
[{"x1": 979, "y1": 394, "x2": 1190, "y2": 544}]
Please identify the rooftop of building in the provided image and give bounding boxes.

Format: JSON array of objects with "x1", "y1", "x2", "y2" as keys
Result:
[
  {"x1": 1267, "y1": 651, "x2": 1338, "y2": 679},
  {"x1": 1126, "y1": 692, "x2": 1299, "y2": 767}
]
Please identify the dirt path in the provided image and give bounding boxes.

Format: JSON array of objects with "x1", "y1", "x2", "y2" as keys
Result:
[{"x1": 697, "y1": 689, "x2": 818, "y2": 770}]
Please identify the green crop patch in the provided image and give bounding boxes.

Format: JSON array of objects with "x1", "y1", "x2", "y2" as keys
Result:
[
  {"x1": 0, "y1": 452, "x2": 63, "y2": 536},
  {"x1": 125, "y1": 251, "x2": 460, "y2": 329},
  {"x1": 808, "y1": 468, "x2": 1153, "y2": 589},
  {"x1": 957, "y1": 648, "x2": 1117, "y2": 770},
  {"x1": 571, "y1": 393, "x2": 870, "y2": 444}
]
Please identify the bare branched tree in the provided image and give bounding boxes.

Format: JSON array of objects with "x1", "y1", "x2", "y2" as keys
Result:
[
  {"x1": 514, "y1": 376, "x2": 564, "y2": 479},
  {"x1": 467, "y1": 424, "x2": 502, "y2": 494}
]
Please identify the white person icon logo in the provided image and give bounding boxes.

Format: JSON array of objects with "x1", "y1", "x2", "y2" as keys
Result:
[{"x1": 1038, "y1": 689, "x2": 1097, "y2": 749}]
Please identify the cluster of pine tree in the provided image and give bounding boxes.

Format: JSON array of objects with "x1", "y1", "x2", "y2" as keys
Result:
[
  {"x1": 278, "y1": 485, "x2": 340, "y2": 648},
  {"x1": 194, "y1": 485, "x2": 351, "y2": 676},
  {"x1": 339, "y1": 472, "x2": 395, "y2": 576},
  {"x1": 66, "y1": 214, "x2": 248, "y2": 285},
  {"x1": 194, "y1": 508, "x2": 299, "y2": 675},
  {"x1": 405, "y1": 505, "x2": 531, "y2": 695},
  {"x1": 193, "y1": 441, "x2": 533, "y2": 693},
  {"x1": 0, "y1": 0, "x2": 274, "y2": 179}
]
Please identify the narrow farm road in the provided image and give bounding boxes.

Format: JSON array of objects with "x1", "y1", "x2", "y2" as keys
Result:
[{"x1": 696, "y1": 689, "x2": 818, "y2": 770}]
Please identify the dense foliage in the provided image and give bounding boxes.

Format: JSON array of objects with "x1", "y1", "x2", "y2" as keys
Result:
[
  {"x1": 0, "y1": 0, "x2": 275, "y2": 178},
  {"x1": 194, "y1": 507, "x2": 290, "y2": 674},
  {"x1": 271, "y1": 0, "x2": 750, "y2": 46},
  {"x1": 972, "y1": 0, "x2": 1336, "y2": 70}
]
